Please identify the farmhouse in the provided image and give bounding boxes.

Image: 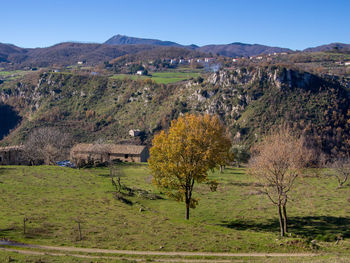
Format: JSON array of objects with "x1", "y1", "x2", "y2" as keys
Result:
[
  {"x1": 0, "y1": 146, "x2": 27, "y2": 165},
  {"x1": 136, "y1": 70, "x2": 145, "y2": 75},
  {"x1": 70, "y1": 143, "x2": 149, "y2": 165},
  {"x1": 129, "y1": 129, "x2": 141, "y2": 137}
]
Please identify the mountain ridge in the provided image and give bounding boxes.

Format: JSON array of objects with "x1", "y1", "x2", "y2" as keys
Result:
[
  {"x1": 1, "y1": 35, "x2": 350, "y2": 69},
  {"x1": 303, "y1": 42, "x2": 350, "y2": 52},
  {"x1": 105, "y1": 34, "x2": 182, "y2": 47}
]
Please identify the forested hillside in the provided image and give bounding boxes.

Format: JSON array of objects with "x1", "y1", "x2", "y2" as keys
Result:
[{"x1": 0, "y1": 65, "x2": 349, "y2": 157}]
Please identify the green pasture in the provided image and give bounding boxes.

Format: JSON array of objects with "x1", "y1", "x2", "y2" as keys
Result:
[
  {"x1": 0, "y1": 164, "x2": 349, "y2": 261},
  {"x1": 110, "y1": 70, "x2": 201, "y2": 84},
  {"x1": 0, "y1": 70, "x2": 29, "y2": 81}
]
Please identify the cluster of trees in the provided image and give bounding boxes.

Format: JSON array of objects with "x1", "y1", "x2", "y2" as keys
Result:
[{"x1": 23, "y1": 127, "x2": 72, "y2": 165}]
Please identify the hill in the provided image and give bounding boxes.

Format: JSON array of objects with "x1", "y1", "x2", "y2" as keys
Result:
[
  {"x1": 2, "y1": 35, "x2": 350, "y2": 71},
  {"x1": 3, "y1": 36, "x2": 350, "y2": 70},
  {"x1": 105, "y1": 34, "x2": 182, "y2": 47},
  {"x1": 197, "y1": 42, "x2": 292, "y2": 57},
  {"x1": 0, "y1": 37, "x2": 295, "y2": 69},
  {"x1": 0, "y1": 65, "x2": 349, "y2": 157},
  {"x1": 0, "y1": 43, "x2": 27, "y2": 63},
  {"x1": 0, "y1": 42, "x2": 163, "y2": 69},
  {"x1": 0, "y1": 42, "x2": 209, "y2": 70},
  {"x1": 304, "y1": 43, "x2": 350, "y2": 52},
  {"x1": 104, "y1": 35, "x2": 293, "y2": 57}
]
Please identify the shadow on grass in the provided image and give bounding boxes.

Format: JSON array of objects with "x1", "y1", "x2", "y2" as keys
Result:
[
  {"x1": 220, "y1": 216, "x2": 350, "y2": 238},
  {"x1": 0, "y1": 225, "x2": 53, "y2": 240},
  {"x1": 227, "y1": 181, "x2": 263, "y2": 187},
  {"x1": 0, "y1": 227, "x2": 17, "y2": 238},
  {"x1": 97, "y1": 173, "x2": 111, "y2": 178},
  {"x1": 224, "y1": 167, "x2": 246, "y2": 176}
]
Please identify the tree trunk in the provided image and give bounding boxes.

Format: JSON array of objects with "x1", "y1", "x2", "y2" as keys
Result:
[
  {"x1": 278, "y1": 205, "x2": 284, "y2": 237},
  {"x1": 78, "y1": 222, "x2": 82, "y2": 241},
  {"x1": 117, "y1": 177, "x2": 121, "y2": 193},
  {"x1": 185, "y1": 202, "x2": 190, "y2": 220},
  {"x1": 23, "y1": 217, "x2": 28, "y2": 235},
  {"x1": 282, "y1": 204, "x2": 288, "y2": 234}
]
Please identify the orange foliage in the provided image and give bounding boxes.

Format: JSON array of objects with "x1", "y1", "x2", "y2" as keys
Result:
[{"x1": 148, "y1": 113, "x2": 232, "y2": 219}]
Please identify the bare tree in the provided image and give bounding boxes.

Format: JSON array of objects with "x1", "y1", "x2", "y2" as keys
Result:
[
  {"x1": 90, "y1": 139, "x2": 112, "y2": 165},
  {"x1": 110, "y1": 165, "x2": 125, "y2": 193},
  {"x1": 249, "y1": 128, "x2": 311, "y2": 236},
  {"x1": 24, "y1": 127, "x2": 72, "y2": 165},
  {"x1": 330, "y1": 157, "x2": 350, "y2": 188},
  {"x1": 73, "y1": 217, "x2": 84, "y2": 241}
]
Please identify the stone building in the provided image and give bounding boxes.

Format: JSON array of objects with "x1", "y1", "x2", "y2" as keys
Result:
[
  {"x1": 70, "y1": 143, "x2": 149, "y2": 166},
  {"x1": 0, "y1": 146, "x2": 28, "y2": 165}
]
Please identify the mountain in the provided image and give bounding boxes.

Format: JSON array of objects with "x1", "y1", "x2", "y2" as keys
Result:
[
  {"x1": 105, "y1": 35, "x2": 292, "y2": 57},
  {"x1": 105, "y1": 34, "x2": 182, "y2": 47},
  {"x1": 0, "y1": 42, "x2": 163, "y2": 68},
  {"x1": 0, "y1": 43, "x2": 26, "y2": 63},
  {"x1": 197, "y1": 42, "x2": 292, "y2": 57},
  {"x1": 303, "y1": 43, "x2": 350, "y2": 52},
  {"x1": 2, "y1": 35, "x2": 350, "y2": 70}
]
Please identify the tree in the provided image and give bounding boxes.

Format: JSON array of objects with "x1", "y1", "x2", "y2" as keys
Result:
[
  {"x1": 110, "y1": 165, "x2": 125, "y2": 193},
  {"x1": 330, "y1": 157, "x2": 350, "y2": 188},
  {"x1": 249, "y1": 128, "x2": 310, "y2": 236},
  {"x1": 148, "y1": 114, "x2": 232, "y2": 220},
  {"x1": 24, "y1": 127, "x2": 72, "y2": 165},
  {"x1": 231, "y1": 145, "x2": 250, "y2": 167}
]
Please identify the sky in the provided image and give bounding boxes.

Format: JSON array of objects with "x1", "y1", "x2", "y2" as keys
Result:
[{"x1": 1, "y1": 0, "x2": 349, "y2": 50}]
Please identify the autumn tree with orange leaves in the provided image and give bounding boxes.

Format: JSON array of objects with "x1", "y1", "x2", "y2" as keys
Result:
[{"x1": 148, "y1": 114, "x2": 232, "y2": 220}]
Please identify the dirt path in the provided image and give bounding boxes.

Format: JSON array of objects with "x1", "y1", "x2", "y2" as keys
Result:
[
  {"x1": 0, "y1": 247, "x2": 234, "y2": 262},
  {"x1": 0, "y1": 240, "x2": 317, "y2": 258}
]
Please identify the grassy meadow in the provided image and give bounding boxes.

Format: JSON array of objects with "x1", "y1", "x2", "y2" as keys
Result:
[
  {"x1": 0, "y1": 70, "x2": 29, "y2": 82},
  {"x1": 0, "y1": 164, "x2": 349, "y2": 260},
  {"x1": 110, "y1": 70, "x2": 201, "y2": 84}
]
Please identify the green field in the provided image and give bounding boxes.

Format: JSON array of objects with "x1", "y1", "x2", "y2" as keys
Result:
[
  {"x1": 0, "y1": 70, "x2": 30, "y2": 83},
  {"x1": 110, "y1": 70, "x2": 201, "y2": 84},
  {"x1": 0, "y1": 165, "x2": 349, "y2": 261},
  {"x1": 0, "y1": 70, "x2": 29, "y2": 78}
]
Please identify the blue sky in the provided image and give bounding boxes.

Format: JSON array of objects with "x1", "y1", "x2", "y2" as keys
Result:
[{"x1": 1, "y1": 0, "x2": 349, "y2": 50}]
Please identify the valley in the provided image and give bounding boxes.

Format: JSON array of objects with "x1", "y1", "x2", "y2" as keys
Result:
[{"x1": 0, "y1": 32, "x2": 350, "y2": 262}]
